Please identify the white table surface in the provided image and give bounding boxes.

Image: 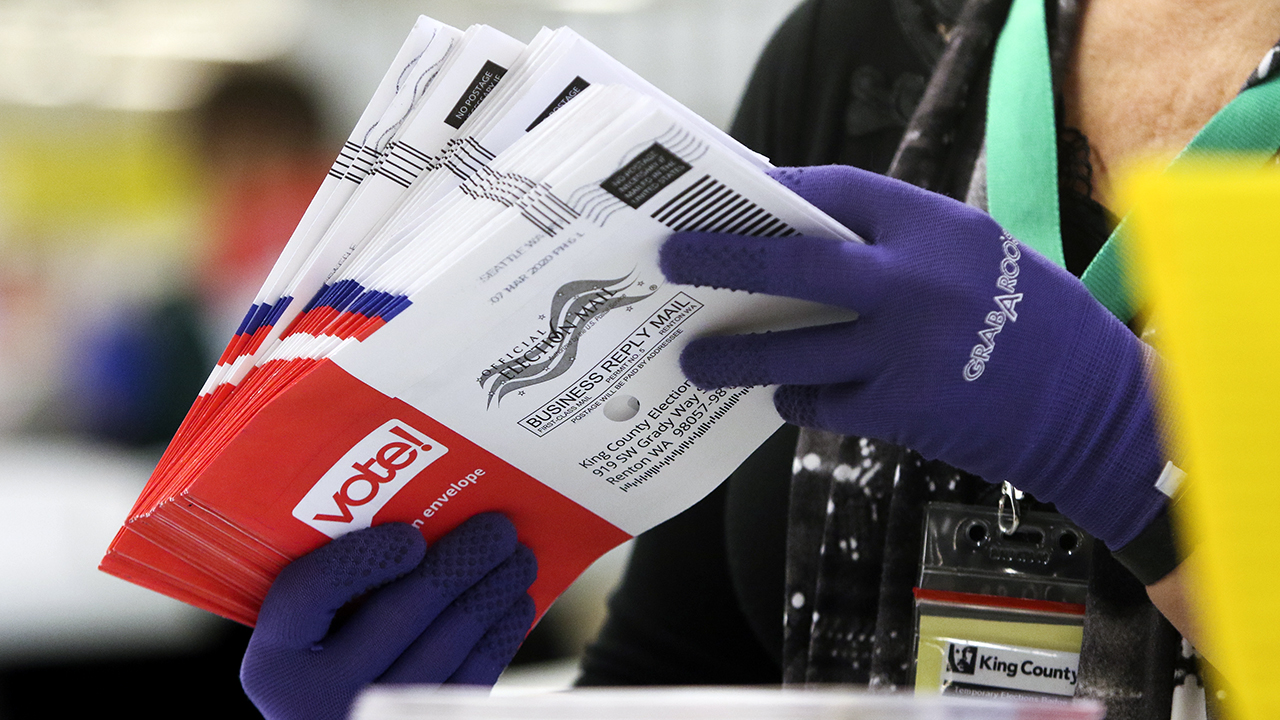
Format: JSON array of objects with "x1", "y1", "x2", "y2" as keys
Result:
[{"x1": 0, "y1": 437, "x2": 215, "y2": 661}]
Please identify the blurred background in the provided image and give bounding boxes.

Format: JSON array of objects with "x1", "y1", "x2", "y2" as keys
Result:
[{"x1": 0, "y1": 0, "x2": 803, "y2": 717}]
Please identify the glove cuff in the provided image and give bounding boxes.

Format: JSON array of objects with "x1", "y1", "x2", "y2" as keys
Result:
[{"x1": 1110, "y1": 504, "x2": 1183, "y2": 586}]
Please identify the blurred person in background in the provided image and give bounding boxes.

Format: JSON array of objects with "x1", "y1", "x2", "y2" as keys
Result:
[
  {"x1": 193, "y1": 69, "x2": 332, "y2": 345},
  {"x1": 0, "y1": 67, "x2": 330, "y2": 720},
  {"x1": 65, "y1": 69, "x2": 331, "y2": 448}
]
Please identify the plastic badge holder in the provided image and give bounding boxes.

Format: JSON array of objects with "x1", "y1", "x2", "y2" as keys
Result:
[{"x1": 913, "y1": 502, "x2": 1093, "y2": 700}]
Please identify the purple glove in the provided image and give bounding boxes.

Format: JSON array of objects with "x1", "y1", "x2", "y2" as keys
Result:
[
  {"x1": 660, "y1": 165, "x2": 1168, "y2": 552},
  {"x1": 241, "y1": 514, "x2": 537, "y2": 720}
]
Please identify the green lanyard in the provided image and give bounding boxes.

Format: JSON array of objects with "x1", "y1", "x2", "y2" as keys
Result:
[{"x1": 985, "y1": 0, "x2": 1280, "y2": 323}]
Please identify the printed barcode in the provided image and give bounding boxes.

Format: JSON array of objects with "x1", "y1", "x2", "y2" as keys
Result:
[
  {"x1": 460, "y1": 169, "x2": 579, "y2": 237},
  {"x1": 651, "y1": 174, "x2": 797, "y2": 237},
  {"x1": 329, "y1": 141, "x2": 362, "y2": 179},
  {"x1": 443, "y1": 137, "x2": 497, "y2": 180},
  {"x1": 346, "y1": 145, "x2": 380, "y2": 183},
  {"x1": 516, "y1": 184, "x2": 579, "y2": 237},
  {"x1": 375, "y1": 141, "x2": 437, "y2": 188}
]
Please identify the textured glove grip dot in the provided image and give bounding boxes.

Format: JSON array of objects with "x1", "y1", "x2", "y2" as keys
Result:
[
  {"x1": 774, "y1": 385, "x2": 820, "y2": 428},
  {"x1": 660, "y1": 233, "x2": 769, "y2": 292},
  {"x1": 320, "y1": 530, "x2": 417, "y2": 588}
]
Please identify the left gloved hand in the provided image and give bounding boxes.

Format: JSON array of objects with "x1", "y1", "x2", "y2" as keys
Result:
[
  {"x1": 660, "y1": 164, "x2": 1168, "y2": 553},
  {"x1": 241, "y1": 515, "x2": 537, "y2": 720}
]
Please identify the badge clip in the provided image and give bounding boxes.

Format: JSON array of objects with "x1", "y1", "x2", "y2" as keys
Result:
[{"x1": 998, "y1": 481, "x2": 1025, "y2": 535}]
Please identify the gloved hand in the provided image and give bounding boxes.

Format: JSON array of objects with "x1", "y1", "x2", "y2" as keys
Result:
[
  {"x1": 241, "y1": 513, "x2": 537, "y2": 720},
  {"x1": 660, "y1": 164, "x2": 1168, "y2": 552}
]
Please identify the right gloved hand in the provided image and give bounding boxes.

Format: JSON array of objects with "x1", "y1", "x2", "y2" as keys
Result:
[
  {"x1": 661, "y1": 165, "x2": 1170, "y2": 556},
  {"x1": 241, "y1": 513, "x2": 537, "y2": 720}
]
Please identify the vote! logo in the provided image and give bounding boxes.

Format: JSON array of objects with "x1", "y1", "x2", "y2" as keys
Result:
[{"x1": 293, "y1": 419, "x2": 448, "y2": 538}]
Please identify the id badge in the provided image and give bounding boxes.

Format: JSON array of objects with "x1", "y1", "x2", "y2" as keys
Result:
[{"x1": 912, "y1": 502, "x2": 1092, "y2": 700}]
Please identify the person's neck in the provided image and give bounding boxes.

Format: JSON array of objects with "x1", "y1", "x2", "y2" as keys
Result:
[
  {"x1": 1115, "y1": 0, "x2": 1280, "y2": 33},
  {"x1": 1062, "y1": 0, "x2": 1280, "y2": 211}
]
